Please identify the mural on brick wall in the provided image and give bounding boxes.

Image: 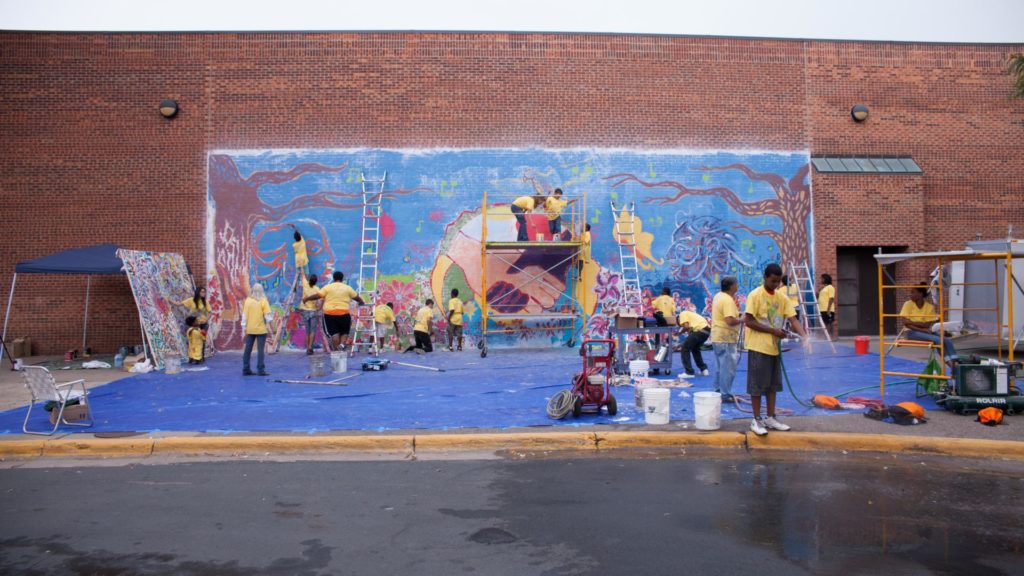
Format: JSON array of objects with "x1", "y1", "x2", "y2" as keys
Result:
[{"x1": 207, "y1": 149, "x2": 811, "y2": 351}]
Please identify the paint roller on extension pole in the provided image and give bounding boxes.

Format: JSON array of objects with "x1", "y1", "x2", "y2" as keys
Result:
[
  {"x1": 392, "y1": 360, "x2": 446, "y2": 372},
  {"x1": 269, "y1": 372, "x2": 361, "y2": 386}
]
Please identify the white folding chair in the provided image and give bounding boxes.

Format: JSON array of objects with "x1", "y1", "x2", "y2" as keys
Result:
[{"x1": 21, "y1": 365, "x2": 93, "y2": 435}]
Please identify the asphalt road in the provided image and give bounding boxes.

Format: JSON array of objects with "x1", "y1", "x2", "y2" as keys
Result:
[{"x1": 2, "y1": 453, "x2": 1022, "y2": 575}]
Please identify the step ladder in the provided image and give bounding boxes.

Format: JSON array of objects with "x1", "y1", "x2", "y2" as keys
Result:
[
  {"x1": 788, "y1": 260, "x2": 836, "y2": 353},
  {"x1": 269, "y1": 270, "x2": 302, "y2": 354},
  {"x1": 611, "y1": 201, "x2": 643, "y2": 315},
  {"x1": 351, "y1": 172, "x2": 387, "y2": 356}
]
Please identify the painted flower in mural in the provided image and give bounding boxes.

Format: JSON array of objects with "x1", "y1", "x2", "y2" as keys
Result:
[
  {"x1": 594, "y1": 269, "x2": 623, "y2": 311},
  {"x1": 585, "y1": 314, "x2": 611, "y2": 340},
  {"x1": 378, "y1": 279, "x2": 418, "y2": 314}
]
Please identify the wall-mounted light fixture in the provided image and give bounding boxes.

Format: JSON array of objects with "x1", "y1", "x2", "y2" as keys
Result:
[
  {"x1": 159, "y1": 99, "x2": 179, "y2": 119},
  {"x1": 850, "y1": 104, "x2": 869, "y2": 122}
]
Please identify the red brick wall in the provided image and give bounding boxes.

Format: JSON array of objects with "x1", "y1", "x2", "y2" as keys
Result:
[{"x1": 2, "y1": 32, "x2": 1022, "y2": 354}]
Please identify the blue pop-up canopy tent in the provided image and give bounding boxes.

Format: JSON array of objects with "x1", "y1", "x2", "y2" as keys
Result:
[{"x1": 3, "y1": 244, "x2": 135, "y2": 358}]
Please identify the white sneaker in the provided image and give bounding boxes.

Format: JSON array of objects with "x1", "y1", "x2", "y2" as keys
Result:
[
  {"x1": 750, "y1": 418, "x2": 768, "y2": 436},
  {"x1": 763, "y1": 416, "x2": 791, "y2": 431},
  {"x1": 677, "y1": 372, "x2": 694, "y2": 379},
  {"x1": 700, "y1": 369, "x2": 710, "y2": 376}
]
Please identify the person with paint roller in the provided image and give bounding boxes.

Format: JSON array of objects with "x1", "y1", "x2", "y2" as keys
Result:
[
  {"x1": 287, "y1": 223, "x2": 309, "y2": 276},
  {"x1": 744, "y1": 263, "x2": 810, "y2": 436},
  {"x1": 510, "y1": 194, "x2": 546, "y2": 241},
  {"x1": 447, "y1": 289, "x2": 465, "y2": 352},
  {"x1": 404, "y1": 299, "x2": 435, "y2": 354},
  {"x1": 374, "y1": 302, "x2": 402, "y2": 352}
]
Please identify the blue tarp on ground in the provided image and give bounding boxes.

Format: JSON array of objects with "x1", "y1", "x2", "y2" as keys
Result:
[
  {"x1": 14, "y1": 244, "x2": 125, "y2": 275},
  {"x1": 0, "y1": 345, "x2": 940, "y2": 434}
]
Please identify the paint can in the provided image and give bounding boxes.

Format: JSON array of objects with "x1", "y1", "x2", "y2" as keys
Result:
[
  {"x1": 694, "y1": 391, "x2": 722, "y2": 430},
  {"x1": 309, "y1": 354, "x2": 329, "y2": 378},
  {"x1": 642, "y1": 387, "x2": 670, "y2": 425},
  {"x1": 164, "y1": 356, "x2": 182, "y2": 375},
  {"x1": 331, "y1": 351, "x2": 348, "y2": 374},
  {"x1": 854, "y1": 336, "x2": 870, "y2": 355},
  {"x1": 633, "y1": 377, "x2": 658, "y2": 408},
  {"x1": 629, "y1": 360, "x2": 650, "y2": 382}
]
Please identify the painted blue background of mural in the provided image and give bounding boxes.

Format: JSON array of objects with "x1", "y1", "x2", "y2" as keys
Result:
[{"x1": 208, "y1": 148, "x2": 811, "y2": 350}]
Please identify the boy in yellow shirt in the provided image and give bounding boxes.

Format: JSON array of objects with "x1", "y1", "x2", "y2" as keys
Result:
[
  {"x1": 744, "y1": 264, "x2": 809, "y2": 436},
  {"x1": 900, "y1": 285, "x2": 956, "y2": 360},
  {"x1": 185, "y1": 316, "x2": 206, "y2": 365},
  {"x1": 298, "y1": 272, "x2": 321, "y2": 355},
  {"x1": 544, "y1": 188, "x2": 568, "y2": 241},
  {"x1": 447, "y1": 289, "x2": 465, "y2": 352},
  {"x1": 374, "y1": 302, "x2": 402, "y2": 352},
  {"x1": 651, "y1": 287, "x2": 676, "y2": 326},
  {"x1": 404, "y1": 299, "x2": 435, "y2": 354},
  {"x1": 287, "y1": 224, "x2": 309, "y2": 275},
  {"x1": 818, "y1": 273, "x2": 836, "y2": 339},
  {"x1": 677, "y1": 309, "x2": 711, "y2": 377}
]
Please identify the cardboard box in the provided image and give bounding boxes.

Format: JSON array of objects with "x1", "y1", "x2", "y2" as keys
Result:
[
  {"x1": 6, "y1": 338, "x2": 26, "y2": 358},
  {"x1": 49, "y1": 403, "x2": 90, "y2": 425},
  {"x1": 664, "y1": 314, "x2": 678, "y2": 326},
  {"x1": 614, "y1": 313, "x2": 643, "y2": 329}
]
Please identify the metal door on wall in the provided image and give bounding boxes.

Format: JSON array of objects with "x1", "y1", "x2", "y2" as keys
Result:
[{"x1": 837, "y1": 247, "x2": 901, "y2": 336}]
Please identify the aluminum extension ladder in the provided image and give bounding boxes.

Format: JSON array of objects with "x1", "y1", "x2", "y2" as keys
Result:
[
  {"x1": 350, "y1": 172, "x2": 387, "y2": 356},
  {"x1": 611, "y1": 201, "x2": 643, "y2": 315},
  {"x1": 788, "y1": 260, "x2": 836, "y2": 353}
]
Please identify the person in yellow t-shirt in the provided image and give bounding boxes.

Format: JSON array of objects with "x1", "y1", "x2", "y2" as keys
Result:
[
  {"x1": 710, "y1": 276, "x2": 743, "y2": 401},
  {"x1": 818, "y1": 273, "x2": 836, "y2": 339},
  {"x1": 744, "y1": 264, "x2": 809, "y2": 436},
  {"x1": 185, "y1": 316, "x2": 206, "y2": 365},
  {"x1": 447, "y1": 289, "x2": 465, "y2": 352},
  {"x1": 298, "y1": 272, "x2": 321, "y2": 355},
  {"x1": 373, "y1": 302, "x2": 402, "y2": 352},
  {"x1": 900, "y1": 285, "x2": 957, "y2": 360},
  {"x1": 404, "y1": 299, "x2": 435, "y2": 354},
  {"x1": 677, "y1": 309, "x2": 711, "y2": 377},
  {"x1": 302, "y1": 271, "x2": 365, "y2": 352},
  {"x1": 651, "y1": 287, "x2": 676, "y2": 327},
  {"x1": 543, "y1": 188, "x2": 569, "y2": 241},
  {"x1": 287, "y1": 224, "x2": 309, "y2": 274},
  {"x1": 241, "y1": 283, "x2": 271, "y2": 376},
  {"x1": 181, "y1": 286, "x2": 211, "y2": 359},
  {"x1": 782, "y1": 275, "x2": 800, "y2": 321},
  {"x1": 511, "y1": 195, "x2": 544, "y2": 241}
]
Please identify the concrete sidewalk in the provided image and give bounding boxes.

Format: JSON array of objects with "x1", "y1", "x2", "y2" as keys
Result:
[{"x1": 1, "y1": 336, "x2": 1020, "y2": 461}]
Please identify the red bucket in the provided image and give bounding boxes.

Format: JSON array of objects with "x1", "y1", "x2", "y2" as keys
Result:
[{"x1": 854, "y1": 336, "x2": 871, "y2": 355}]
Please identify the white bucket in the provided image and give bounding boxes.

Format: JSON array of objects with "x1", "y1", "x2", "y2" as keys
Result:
[
  {"x1": 642, "y1": 387, "x2": 670, "y2": 425},
  {"x1": 629, "y1": 360, "x2": 650, "y2": 382},
  {"x1": 331, "y1": 351, "x2": 348, "y2": 374},
  {"x1": 633, "y1": 377, "x2": 659, "y2": 408},
  {"x1": 309, "y1": 354, "x2": 329, "y2": 378},
  {"x1": 694, "y1": 391, "x2": 722, "y2": 430},
  {"x1": 536, "y1": 232, "x2": 546, "y2": 241},
  {"x1": 164, "y1": 356, "x2": 181, "y2": 374}
]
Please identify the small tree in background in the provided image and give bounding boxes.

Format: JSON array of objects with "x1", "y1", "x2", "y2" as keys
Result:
[{"x1": 1011, "y1": 53, "x2": 1024, "y2": 99}]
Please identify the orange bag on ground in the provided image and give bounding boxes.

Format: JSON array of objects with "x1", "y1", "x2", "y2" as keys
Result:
[
  {"x1": 977, "y1": 407, "x2": 1004, "y2": 426},
  {"x1": 813, "y1": 395, "x2": 841, "y2": 410},
  {"x1": 895, "y1": 402, "x2": 926, "y2": 419}
]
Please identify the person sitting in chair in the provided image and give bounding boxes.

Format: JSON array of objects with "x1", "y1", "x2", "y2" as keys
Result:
[{"x1": 900, "y1": 285, "x2": 956, "y2": 361}]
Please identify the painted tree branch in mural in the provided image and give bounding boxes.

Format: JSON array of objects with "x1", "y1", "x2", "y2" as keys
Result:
[{"x1": 604, "y1": 163, "x2": 811, "y2": 266}]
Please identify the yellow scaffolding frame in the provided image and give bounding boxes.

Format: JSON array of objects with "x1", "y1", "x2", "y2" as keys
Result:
[
  {"x1": 876, "y1": 251, "x2": 1018, "y2": 395},
  {"x1": 478, "y1": 191, "x2": 587, "y2": 357}
]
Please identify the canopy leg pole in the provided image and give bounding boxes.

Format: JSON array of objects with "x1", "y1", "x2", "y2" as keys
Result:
[
  {"x1": 83, "y1": 275, "x2": 91, "y2": 353},
  {"x1": 2, "y1": 273, "x2": 17, "y2": 346}
]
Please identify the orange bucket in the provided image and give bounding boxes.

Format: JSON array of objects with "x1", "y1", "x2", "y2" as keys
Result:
[{"x1": 854, "y1": 335, "x2": 870, "y2": 355}]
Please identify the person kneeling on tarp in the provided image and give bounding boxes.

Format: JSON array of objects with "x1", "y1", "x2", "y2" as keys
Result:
[{"x1": 405, "y1": 299, "x2": 435, "y2": 354}]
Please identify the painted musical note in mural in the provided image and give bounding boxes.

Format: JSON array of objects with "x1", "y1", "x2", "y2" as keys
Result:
[
  {"x1": 415, "y1": 219, "x2": 424, "y2": 233},
  {"x1": 648, "y1": 161, "x2": 656, "y2": 179},
  {"x1": 439, "y1": 180, "x2": 458, "y2": 198},
  {"x1": 590, "y1": 208, "x2": 600, "y2": 225},
  {"x1": 702, "y1": 172, "x2": 711, "y2": 183},
  {"x1": 646, "y1": 214, "x2": 663, "y2": 228}
]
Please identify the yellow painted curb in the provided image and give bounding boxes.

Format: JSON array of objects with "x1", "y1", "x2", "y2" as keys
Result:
[
  {"x1": 596, "y1": 431, "x2": 746, "y2": 450},
  {"x1": 43, "y1": 437, "x2": 155, "y2": 457},
  {"x1": 0, "y1": 439, "x2": 46, "y2": 458},
  {"x1": 746, "y1": 432, "x2": 1024, "y2": 461},
  {"x1": 153, "y1": 435, "x2": 415, "y2": 456},
  {"x1": 413, "y1": 432, "x2": 596, "y2": 452}
]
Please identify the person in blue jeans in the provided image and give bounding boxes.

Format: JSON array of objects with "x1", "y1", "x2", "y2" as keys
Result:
[
  {"x1": 241, "y1": 283, "x2": 271, "y2": 376},
  {"x1": 710, "y1": 276, "x2": 744, "y2": 402},
  {"x1": 900, "y1": 285, "x2": 956, "y2": 361}
]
